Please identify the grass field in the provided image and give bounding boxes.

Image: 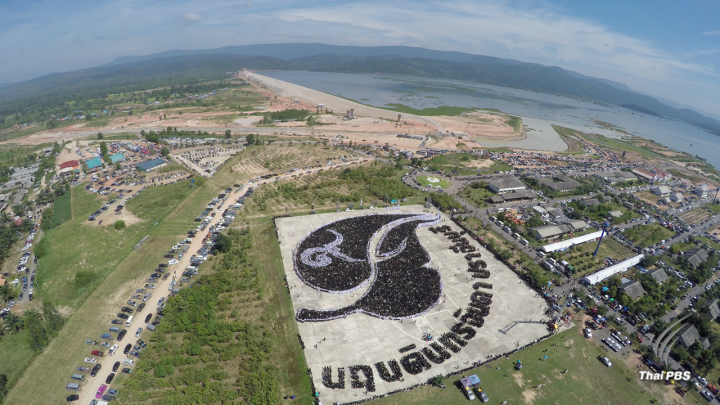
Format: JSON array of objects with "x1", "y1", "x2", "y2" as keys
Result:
[
  {"x1": 380, "y1": 103, "x2": 476, "y2": 117},
  {"x1": 416, "y1": 175, "x2": 451, "y2": 189},
  {"x1": 371, "y1": 326, "x2": 675, "y2": 405},
  {"x1": 5, "y1": 179, "x2": 222, "y2": 405},
  {"x1": 0, "y1": 330, "x2": 37, "y2": 388},
  {"x1": 561, "y1": 238, "x2": 633, "y2": 277},
  {"x1": 43, "y1": 191, "x2": 72, "y2": 229},
  {"x1": 678, "y1": 208, "x2": 712, "y2": 225},
  {"x1": 575, "y1": 132, "x2": 665, "y2": 160},
  {"x1": 425, "y1": 153, "x2": 489, "y2": 175},
  {"x1": 459, "y1": 184, "x2": 493, "y2": 208},
  {"x1": 624, "y1": 224, "x2": 675, "y2": 248},
  {"x1": 34, "y1": 180, "x2": 196, "y2": 308}
]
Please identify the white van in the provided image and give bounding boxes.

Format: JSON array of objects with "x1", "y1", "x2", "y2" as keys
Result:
[
  {"x1": 125, "y1": 315, "x2": 134, "y2": 327},
  {"x1": 70, "y1": 373, "x2": 85, "y2": 382},
  {"x1": 512, "y1": 233, "x2": 520, "y2": 239},
  {"x1": 537, "y1": 251, "x2": 546, "y2": 258},
  {"x1": 520, "y1": 239, "x2": 529, "y2": 246},
  {"x1": 502, "y1": 226, "x2": 511, "y2": 233}
]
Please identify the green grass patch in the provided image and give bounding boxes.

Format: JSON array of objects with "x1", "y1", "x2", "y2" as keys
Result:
[
  {"x1": 459, "y1": 183, "x2": 493, "y2": 208},
  {"x1": 82, "y1": 116, "x2": 109, "y2": 128},
  {"x1": 623, "y1": 224, "x2": 675, "y2": 248},
  {"x1": 707, "y1": 203, "x2": 720, "y2": 214},
  {"x1": 43, "y1": 191, "x2": 72, "y2": 229},
  {"x1": 0, "y1": 330, "x2": 37, "y2": 388},
  {"x1": 424, "y1": 153, "x2": 491, "y2": 175},
  {"x1": 383, "y1": 103, "x2": 475, "y2": 116},
  {"x1": 416, "y1": 175, "x2": 451, "y2": 189},
  {"x1": 575, "y1": 132, "x2": 665, "y2": 159},
  {"x1": 35, "y1": 180, "x2": 197, "y2": 307},
  {"x1": 371, "y1": 328, "x2": 667, "y2": 405}
]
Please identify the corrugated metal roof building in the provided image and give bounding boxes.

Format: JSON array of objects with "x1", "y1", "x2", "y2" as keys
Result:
[
  {"x1": 85, "y1": 157, "x2": 103, "y2": 170},
  {"x1": 135, "y1": 158, "x2": 167, "y2": 172}
]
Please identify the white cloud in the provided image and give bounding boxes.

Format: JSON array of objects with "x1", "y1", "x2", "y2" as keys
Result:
[
  {"x1": 702, "y1": 30, "x2": 720, "y2": 36},
  {"x1": 183, "y1": 12, "x2": 202, "y2": 24}
]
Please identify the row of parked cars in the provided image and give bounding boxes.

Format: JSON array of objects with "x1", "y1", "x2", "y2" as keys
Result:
[
  {"x1": 1, "y1": 226, "x2": 38, "y2": 319},
  {"x1": 67, "y1": 231, "x2": 177, "y2": 402}
]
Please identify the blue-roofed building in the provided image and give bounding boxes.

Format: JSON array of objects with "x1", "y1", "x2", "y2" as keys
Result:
[
  {"x1": 135, "y1": 158, "x2": 167, "y2": 172},
  {"x1": 85, "y1": 157, "x2": 103, "y2": 170},
  {"x1": 109, "y1": 153, "x2": 125, "y2": 163}
]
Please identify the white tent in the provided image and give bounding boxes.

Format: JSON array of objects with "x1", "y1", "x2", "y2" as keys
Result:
[
  {"x1": 581, "y1": 254, "x2": 645, "y2": 285},
  {"x1": 540, "y1": 231, "x2": 603, "y2": 253}
]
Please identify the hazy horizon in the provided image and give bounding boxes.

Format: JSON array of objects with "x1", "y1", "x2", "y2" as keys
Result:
[{"x1": 1, "y1": 0, "x2": 718, "y2": 114}]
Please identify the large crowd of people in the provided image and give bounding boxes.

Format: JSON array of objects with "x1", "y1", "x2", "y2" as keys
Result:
[{"x1": 295, "y1": 214, "x2": 445, "y2": 321}]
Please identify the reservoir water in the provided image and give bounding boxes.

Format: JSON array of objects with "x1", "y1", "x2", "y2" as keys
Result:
[{"x1": 260, "y1": 71, "x2": 720, "y2": 170}]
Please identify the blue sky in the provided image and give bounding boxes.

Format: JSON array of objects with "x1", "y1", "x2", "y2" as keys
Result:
[{"x1": 1, "y1": 0, "x2": 718, "y2": 115}]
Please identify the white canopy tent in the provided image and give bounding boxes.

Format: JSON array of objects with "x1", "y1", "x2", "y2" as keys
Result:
[
  {"x1": 540, "y1": 231, "x2": 604, "y2": 253},
  {"x1": 581, "y1": 254, "x2": 645, "y2": 285}
]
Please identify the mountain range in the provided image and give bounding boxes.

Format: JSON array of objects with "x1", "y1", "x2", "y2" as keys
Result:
[{"x1": 2, "y1": 43, "x2": 719, "y2": 136}]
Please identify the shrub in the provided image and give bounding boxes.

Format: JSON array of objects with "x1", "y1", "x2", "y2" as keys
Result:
[{"x1": 114, "y1": 220, "x2": 126, "y2": 230}]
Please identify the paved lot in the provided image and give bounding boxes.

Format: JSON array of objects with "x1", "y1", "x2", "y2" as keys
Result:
[{"x1": 276, "y1": 205, "x2": 549, "y2": 403}]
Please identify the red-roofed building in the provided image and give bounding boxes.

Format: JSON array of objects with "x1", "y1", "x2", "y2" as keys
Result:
[
  {"x1": 633, "y1": 168, "x2": 672, "y2": 183},
  {"x1": 59, "y1": 160, "x2": 80, "y2": 176}
]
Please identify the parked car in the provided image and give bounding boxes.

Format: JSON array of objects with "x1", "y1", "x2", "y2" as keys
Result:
[
  {"x1": 95, "y1": 384, "x2": 107, "y2": 399},
  {"x1": 121, "y1": 368, "x2": 133, "y2": 374},
  {"x1": 105, "y1": 373, "x2": 115, "y2": 384},
  {"x1": 91, "y1": 364, "x2": 102, "y2": 377},
  {"x1": 84, "y1": 357, "x2": 98, "y2": 364},
  {"x1": 135, "y1": 327, "x2": 143, "y2": 337},
  {"x1": 66, "y1": 395, "x2": 80, "y2": 402},
  {"x1": 117, "y1": 329, "x2": 127, "y2": 341},
  {"x1": 91, "y1": 350, "x2": 104, "y2": 357},
  {"x1": 112, "y1": 361, "x2": 121, "y2": 372},
  {"x1": 599, "y1": 356, "x2": 612, "y2": 367}
]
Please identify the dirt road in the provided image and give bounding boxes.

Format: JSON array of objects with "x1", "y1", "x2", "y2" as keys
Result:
[
  {"x1": 75, "y1": 187, "x2": 237, "y2": 403},
  {"x1": 242, "y1": 71, "x2": 447, "y2": 133}
]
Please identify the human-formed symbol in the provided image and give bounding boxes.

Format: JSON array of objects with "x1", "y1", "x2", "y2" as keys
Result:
[{"x1": 293, "y1": 213, "x2": 442, "y2": 322}]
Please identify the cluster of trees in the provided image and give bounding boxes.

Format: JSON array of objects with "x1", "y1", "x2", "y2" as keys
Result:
[
  {"x1": 522, "y1": 176, "x2": 601, "y2": 199},
  {"x1": 121, "y1": 227, "x2": 281, "y2": 404},
  {"x1": 259, "y1": 109, "x2": 310, "y2": 124},
  {"x1": 566, "y1": 198, "x2": 633, "y2": 224},
  {"x1": 1, "y1": 300, "x2": 64, "y2": 354}
]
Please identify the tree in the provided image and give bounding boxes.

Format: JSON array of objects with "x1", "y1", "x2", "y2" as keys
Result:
[
  {"x1": 246, "y1": 134, "x2": 255, "y2": 145},
  {"x1": 24, "y1": 310, "x2": 48, "y2": 353},
  {"x1": 161, "y1": 147, "x2": 170, "y2": 157},
  {"x1": 0, "y1": 283, "x2": 16, "y2": 302},
  {"x1": 3, "y1": 314, "x2": 22, "y2": 334},
  {"x1": 45, "y1": 119, "x2": 57, "y2": 129},
  {"x1": 114, "y1": 220, "x2": 126, "y2": 230},
  {"x1": 42, "y1": 299, "x2": 64, "y2": 336},
  {"x1": 225, "y1": 129, "x2": 232, "y2": 138},
  {"x1": 97, "y1": 132, "x2": 104, "y2": 140},
  {"x1": 100, "y1": 141, "x2": 108, "y2": 157},
  {"x1": 215, "y1": 234, "x2": 232, "y2": 253},
  {"x1": 115, "y1": 162, "x2": 122, "y2": 171}
]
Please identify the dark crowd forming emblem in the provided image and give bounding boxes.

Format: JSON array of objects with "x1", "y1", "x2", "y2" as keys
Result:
[{"x1": 294, "y1": 213, "x2": 442, "y2": 322}]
